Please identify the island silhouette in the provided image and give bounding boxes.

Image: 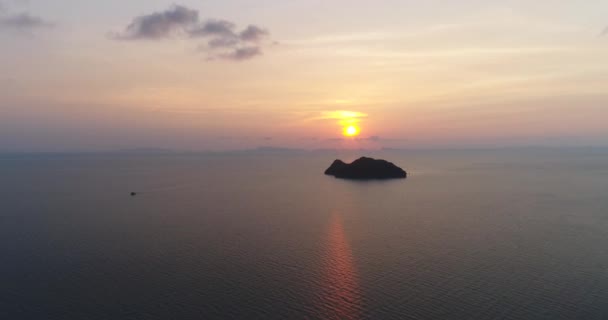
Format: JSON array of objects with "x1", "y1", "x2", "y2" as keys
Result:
[{"x1": 324, "y1": 157, "x2": 407, "y2": 180}]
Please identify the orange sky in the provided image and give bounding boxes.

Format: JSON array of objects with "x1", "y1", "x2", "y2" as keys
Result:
[{"x1": 1, "y1": 1, "x2": 607, "y2": 151}]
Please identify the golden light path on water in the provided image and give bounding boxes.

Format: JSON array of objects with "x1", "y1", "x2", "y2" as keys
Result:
[{"x1": 317, "y1": 212, "x2": 362, "y2": 319}]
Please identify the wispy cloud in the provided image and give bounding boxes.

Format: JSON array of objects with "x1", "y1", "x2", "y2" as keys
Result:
[
  {"x1": 319, "y1": 110, "x2": 367, "y2": 119},
  {"x1": 317, "y1": 110, "x2": 368, "y2": 122},
  {"x1": 217, "y1": 46, "x2": 262, "y2": 61},
  {"x1": 114, "y1": 5, "x2": 272, "y2": 61},
  {"x1": 0, "y1": 0, "x2": 53, "y2": 32},
  {"x1": 358, "y1": 135, "x2": 381, "y2": 142},
  {"x1": 0, "y1": 12, "x2": 53, "y2": 30},
  {"x1": 355, "y1": 136, "x2": 408, "y2": 142},
  {"x1": 311, "y1": 110, "x2": 369, "y2": 128},
  {"x1": 601, "y1": 26, "x2": 608, "y2": 36}
]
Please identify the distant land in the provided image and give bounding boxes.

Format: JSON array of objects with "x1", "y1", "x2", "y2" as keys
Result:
[{"x1": 1, "y1": 146, "x2": 608, "y2": 156}]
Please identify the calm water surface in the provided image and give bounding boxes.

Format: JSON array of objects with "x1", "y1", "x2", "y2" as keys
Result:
[{"x1": 2, "y1": 149, "x2": 608, "y2": 319}]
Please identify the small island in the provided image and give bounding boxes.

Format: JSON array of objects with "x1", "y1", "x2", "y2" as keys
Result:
[{"x1": 324, "y1": 157, "x2": 407, "y2": 180}]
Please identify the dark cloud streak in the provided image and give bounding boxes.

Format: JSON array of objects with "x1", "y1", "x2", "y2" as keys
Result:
[
  {"x1": 115, "y1": 5, "x2": 271, "y2": 61},
  {"x1": 115, "y1": 5, "x2": 198, "y2": 40},
  {"x1": 0, "y1": 12, "x2": 53, "y2": 30},
  {"x1": 189, "y1": 19, "x2": 236, "y2": 38},
  {"x1": 208, "y1": 36, "x2": 239, "y2": 48},
  {"x1": 219, "y1": 46, "x2": 262, "y2": 61}
]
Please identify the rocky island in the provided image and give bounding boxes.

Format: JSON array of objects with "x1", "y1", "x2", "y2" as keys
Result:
[{"x1": 324, "y1": 157, "x2": 407, "y2": 180}]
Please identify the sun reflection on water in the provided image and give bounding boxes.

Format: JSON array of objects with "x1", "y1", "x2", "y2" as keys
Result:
[{"x1": 318, "y1": 212, "x2": 362, "y2": 319}]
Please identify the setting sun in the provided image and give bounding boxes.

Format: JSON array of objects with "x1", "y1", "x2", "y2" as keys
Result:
[{"x1": 344, "y1": 125, "x2": 360, "y2": 137}]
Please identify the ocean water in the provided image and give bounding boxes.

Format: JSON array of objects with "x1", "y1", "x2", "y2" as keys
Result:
[{"x1": 2, "y1": 149, "x2": 608, "y2": 319}]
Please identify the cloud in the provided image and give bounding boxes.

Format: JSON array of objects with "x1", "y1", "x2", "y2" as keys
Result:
[
  {"x1": 0, "y1": 12, "x2": 53, "y2": 30},
  {"x1": 189, "y1": 19, "x2": 235, "y2": 38},
  {"x1": 207, "y1": 36, "x2": 239, "y2": 48},
  {"x1": 319, "y1": 110, "x2": 368, "y2": 120},
  {"x1": 362, "y1": 136, "x2": 381, "y2": 142},
  {"x1": 239, "y1": 25, "x2": 269, "y2": 42},
  {"x1": 192, "y1": 21, "x2": 269, "y2": 61},
  {"x1": 602, "y1": 26, "x2": 608, "y2": 36},
  {"x1": 114, "y1": 5, "x2": 198, "y2": 40},
  {"x1": 314, "y1": 110, "x2": 368, "y2": 126},
  {"x1": 356, "y1": 136, "x2": 408, "y2": 142},
  {"x1": 114, "y1": 5, "x2": 272, "y2": 61},
  {"x1": 218, "y1": 46, "x2": 262, "y2": 61}
]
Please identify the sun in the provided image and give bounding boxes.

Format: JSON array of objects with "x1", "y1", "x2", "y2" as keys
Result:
[{"x1": 343, "y1": 125, "x2": 360, "y2": 137}]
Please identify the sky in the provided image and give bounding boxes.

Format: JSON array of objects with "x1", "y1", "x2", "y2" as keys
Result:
[{"x1": 0, "y1": 0, "x2": 607, "y2": 151}]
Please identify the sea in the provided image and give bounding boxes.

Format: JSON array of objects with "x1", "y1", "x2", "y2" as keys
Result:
[{"x1": 2, "y1": 148, "x2": 608, "y2": 319}]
